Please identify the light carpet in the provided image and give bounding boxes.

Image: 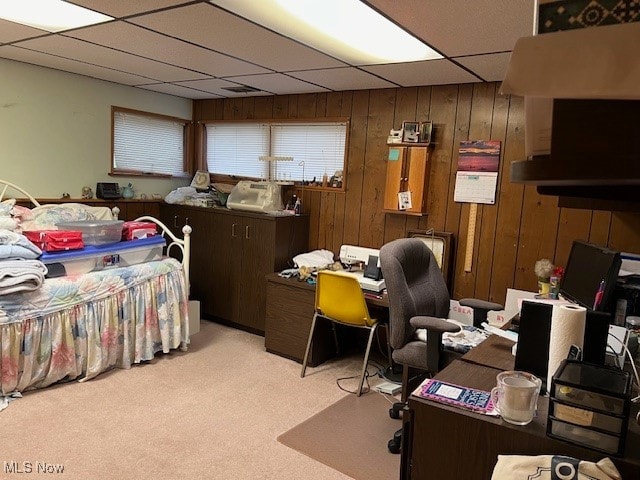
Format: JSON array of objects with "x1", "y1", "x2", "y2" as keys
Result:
[
  {"x1": 278, "y1": 392, "x2": 401, "y2": 480},
  {"x1": 0, "y1": 320, "x2": 398, "y2": 480}
]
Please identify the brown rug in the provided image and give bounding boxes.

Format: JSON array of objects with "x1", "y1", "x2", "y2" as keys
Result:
[{"x1": 277, "y1": 392, "x2": 401, "y2": 480}]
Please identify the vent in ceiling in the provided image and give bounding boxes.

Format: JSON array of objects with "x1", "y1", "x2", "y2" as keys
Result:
[{"x1": 222, "y1": 85, "x2": 261, "y2": 93}]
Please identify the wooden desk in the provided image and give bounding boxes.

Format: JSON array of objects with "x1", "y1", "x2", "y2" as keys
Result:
[
  {"x1": 461, "y1": 334, "x2": 516, "y2": 371},
  {"x1": 264, "y1": 273, "x2": 388, "y2": 366},
  {"x1": 405, "y1": 343, "x2": 640, "y2": 479}
]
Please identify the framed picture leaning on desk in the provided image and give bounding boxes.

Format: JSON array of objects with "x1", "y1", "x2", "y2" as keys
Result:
[{"x1": 407, "y1": 230, "x2": 453, "y2": 289}]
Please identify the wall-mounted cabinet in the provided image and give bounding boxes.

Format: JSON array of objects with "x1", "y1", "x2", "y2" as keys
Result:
[{"x1": 383, "y1": 145, "x2": 431, "y2": 215}]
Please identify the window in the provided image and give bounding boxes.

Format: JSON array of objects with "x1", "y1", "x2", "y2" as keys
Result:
[
  {"x1": 112, "y1": 107, "x2": 189, "y2": 177},
  {"x1": 205, "y1": 120, "x2": 347, "y2": 185}
]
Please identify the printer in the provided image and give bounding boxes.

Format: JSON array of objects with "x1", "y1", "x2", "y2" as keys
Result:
[
  {"x1": 339, "y1": 244, "x2": 385, "y2": 293},
  {"x1": 226, "y1": 181, "x2": 282, "y2": 213}
]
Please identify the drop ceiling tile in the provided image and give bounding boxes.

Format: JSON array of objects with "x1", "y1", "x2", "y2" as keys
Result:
[
  {"x1": 175, "y1": 78, "x2": 273, "y2": 97},
  {"x1": 68, "y1": 0, "x2": 191, "y2": 18},
  {"x1": 0, "y1": 45, "x2": 154, "y2": 85},
  {"x1": 129, "y1": 3, "x2": 347, "y2": 71},
  {"x1": 136, "y1": 82, "x2": 219, "y2": 99},
  {"x1": 15, "y1": 35, "x2": 211, "y2": 82},
  {"x1": 67, "y1": 21, "x2": 270, "y2": 77},
  {"x1": 367, "y1": 0, "x2": 535, "y2": 57},
  {"x1": 224, "y1": 73, "x2": 330, "y2": 95},
  {"x1": 455, "y1": 52, "x2": 512, "y2": 82},
  {"x1": 0, "y1": 19, "x2": 49, "y2": 44},
  {"x1": 287, "y1": 67, "x2": 398, "y2": 91},
  {"x1": 362, "y1": 59, "x2": 479, "y2": 87}
]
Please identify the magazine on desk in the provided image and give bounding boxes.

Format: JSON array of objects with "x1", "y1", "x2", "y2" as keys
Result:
[{"x1": 413, "y1": 378, "x2": 496, "y2": 415}]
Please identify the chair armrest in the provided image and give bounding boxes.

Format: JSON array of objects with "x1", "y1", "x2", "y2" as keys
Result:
[
  {"x1": 410, "y1": 316, "x2": 461, "y2": 334},
  {"x1": 458, "y1": 298, "x2": 503, "y2": 311}
]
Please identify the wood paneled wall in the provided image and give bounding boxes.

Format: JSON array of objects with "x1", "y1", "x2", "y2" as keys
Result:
[{"x1": 194, "y1": 83, "x2": 640, "y2": 305}]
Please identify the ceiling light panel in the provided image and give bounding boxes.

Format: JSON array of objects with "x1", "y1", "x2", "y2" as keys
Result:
[
  {"x1": 0, "y1": 0, "x2": 112, "y2": 32},
  {"x1": 210, "y1": 0, "x2": 442, "y2": 65}
]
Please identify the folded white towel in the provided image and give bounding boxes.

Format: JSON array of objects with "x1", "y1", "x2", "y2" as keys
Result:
[{"x1": 0, "y1": 259, "x2": 47, "y2": 295}]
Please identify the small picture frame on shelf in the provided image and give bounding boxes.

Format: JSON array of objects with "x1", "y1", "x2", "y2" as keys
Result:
[
  {"x1": 402, "y1": 121, "x2": 420, "y2": 143},
  {"x1": 420, "y1": 121, "x2": 433, "y2": 144}
]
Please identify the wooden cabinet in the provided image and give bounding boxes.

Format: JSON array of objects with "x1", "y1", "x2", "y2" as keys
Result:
[
  {"x1": 383, "y1": 145, "x2": 431, "y2": 215},
  {"x1": 160, "y1": 204, "x2": 214, "y2": 304},
  {"x1": 160, "y1": 204, "x2": 309, "y2": 334}
]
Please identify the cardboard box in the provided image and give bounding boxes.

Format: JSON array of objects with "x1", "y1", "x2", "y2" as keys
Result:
[{"x1": 500, "y1": 23, "x2": 640, "y2": 158}]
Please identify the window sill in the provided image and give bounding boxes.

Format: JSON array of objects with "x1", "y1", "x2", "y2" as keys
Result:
[
  {"x1": 296, "y1": 185, "x2": 345, "y2": 193},
  {"x1": 110, "y1": 171, "x2": 175, "y2": 179}
]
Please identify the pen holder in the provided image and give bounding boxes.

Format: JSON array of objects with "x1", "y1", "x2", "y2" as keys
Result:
[
  {"x1": 549, "y1": 276, "x2": 560, "y2": 299},
  {"x1": 537, "y1": 277, "x2": 550, "y2": 295}
]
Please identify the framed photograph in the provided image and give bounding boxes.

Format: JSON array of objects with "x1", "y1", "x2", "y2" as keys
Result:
[
  {"x1": 420, "y1": 121, "x2": 433, "y2": 144},
  {"x1": 402, "y1": 121, "x2": 420, "y2": 143},
  {"x1": 190, "y1": 170, "x2": 210, "y2": 190}
]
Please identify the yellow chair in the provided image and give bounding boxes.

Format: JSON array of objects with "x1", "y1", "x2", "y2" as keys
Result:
[{"x1": 300, "y1": 270, "x2": 378, "y2": 396}]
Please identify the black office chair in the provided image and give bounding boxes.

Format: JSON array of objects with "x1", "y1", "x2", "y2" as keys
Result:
[{"x1": 380, "y1": 238, "x2": 502, "y2": 454}]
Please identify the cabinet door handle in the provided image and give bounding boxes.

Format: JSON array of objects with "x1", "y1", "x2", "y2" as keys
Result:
[
  {"x1": 231, "y1": 223, "x2": 237, "y2": 237},
  {"x1": 173, "y1": 215, "x2": 178, "y2": 228},
  {"x1": 185, "y1": 217, "x2": 189, "y2": 226},
  {"x1": 245, "y1": 225, "x2": 250, "y2": 239}
]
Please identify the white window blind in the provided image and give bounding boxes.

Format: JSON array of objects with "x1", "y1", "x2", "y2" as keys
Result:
[
  {"x1": 205, "y1": 121, "x2": 347, "y2": 182},
  {"x1": 271, "y1": 123, "x2": 346, "y2": 182},
  {"x1": 113, "y1": 110, "x2": 187, "y2": 176},
  {"x1": 206, "y1": 123, "x2": 270, "y2": 178}
]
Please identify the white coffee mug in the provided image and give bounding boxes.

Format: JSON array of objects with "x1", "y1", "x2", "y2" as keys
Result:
[{"x1": 491, "y1": 371, "x2": 542, "y2": 426}]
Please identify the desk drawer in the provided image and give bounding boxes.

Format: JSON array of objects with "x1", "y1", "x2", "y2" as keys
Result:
[{"x1": 265, "y1": 280, "x2": 335, "y2": 366}]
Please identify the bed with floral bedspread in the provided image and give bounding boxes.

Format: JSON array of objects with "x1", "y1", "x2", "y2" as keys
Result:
[{"x1": 0, "y1": 179, "x2": 191, "y2": 395}]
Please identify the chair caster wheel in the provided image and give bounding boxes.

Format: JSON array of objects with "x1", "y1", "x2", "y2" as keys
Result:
[
  {"x1": 388, "y1": 436, "x2": 401, "y2": 454},
  {"x1": 389, "y1": 407, "x2": 400, "y2": 419}
]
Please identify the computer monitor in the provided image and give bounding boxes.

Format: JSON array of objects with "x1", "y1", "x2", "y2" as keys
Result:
[{"x1": 560, "y1": 240, "x2": 621, "y2": 312}]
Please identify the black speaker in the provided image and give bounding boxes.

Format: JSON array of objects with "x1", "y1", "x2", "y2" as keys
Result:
[
  {"x1": 582, "y1": 310, "x2": 610, "y2": 365},
  {"x1": 514, "y1": 301, "x2": 611, "y2": 394},
  {"x1": 514, "y1": 301, "x2": 552, "y2": 390}
]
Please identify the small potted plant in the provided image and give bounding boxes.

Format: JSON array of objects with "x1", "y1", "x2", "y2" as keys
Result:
[{"x1": 534, "y1": 258, "x2": 554, "y2": 295}]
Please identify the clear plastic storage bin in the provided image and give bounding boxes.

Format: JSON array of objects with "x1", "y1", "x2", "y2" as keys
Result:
[{"x1": 56, "y1": 220, "x2": 124, "y2": 245}]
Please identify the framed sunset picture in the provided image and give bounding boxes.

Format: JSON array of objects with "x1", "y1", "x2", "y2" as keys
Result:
[{"x1": 458, "y1": 140, "x2": 501, "y2": 172}]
